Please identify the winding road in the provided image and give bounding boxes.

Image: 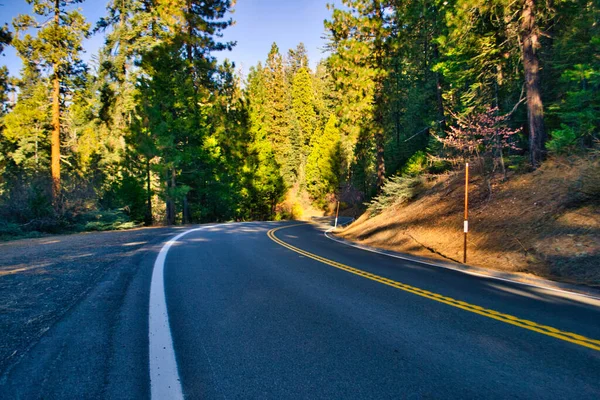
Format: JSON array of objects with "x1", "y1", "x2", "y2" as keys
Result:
[{"x1": 1, "y1": 220, "x2": 599, "y2": 399}]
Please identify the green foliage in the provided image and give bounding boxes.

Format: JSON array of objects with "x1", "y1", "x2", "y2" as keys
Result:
[
  {"x1": 77, "y1": 209, "x2": 137, "y2": 232},
  {"x1": 306, "y1": 115, "x2": 341, "y2": 205},
  {"x1": 546, "y1": 125, "x2": 579, "y2": 154},
  {"x1": 12, "y1": 0, "x2": 90, "y2": 74},
  {"x1": 2, "y1": 0, "x2": 599, "y2": 232},
  {"x1": 264, "y1": 43, "x2": 293, "y2": 184},
  {"x1": 100, "y1": 174, "x2": 147, "y2": 222},
  {"x1": 245, "y1": 43, "x2": 340, "y2": 213},
  {"x1": 506, "y1": 155, "x2": 530, "y2": 173},
  {"x1": 0, "y1": 221, "x2": 26, "y2": 240},
  {"x1": 325, "y1": 1, "x2": 382, "y2": 173},
  {"x1": 291, "y1": 67, "x2": 317, "y2": 152},
  {"x1": 367, "y1": 175, "x2": 424, "y2": 216},
  {"x1": 245, "y1": 62, "x2": 287, "y2": 220},
  {"x1": 2, "y1": 70, "x2": 50, "y2": 175},
  {"x1": 402, "y1": 151, "x2": 428, "y2": 176},
  {"x1": 287, "y1": 42, "x2": 309, "y2": 78},
  {"x1": 0, "y1": 24, "x2": 11, "y2": 55},
  {"x1": 547, "y1": 0, "x2": 600, "y2": 149}
]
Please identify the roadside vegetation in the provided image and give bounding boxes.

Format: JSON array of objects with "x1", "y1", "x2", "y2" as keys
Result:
[
  {"x1": 0, "y1": 0, "x2": 598, "y2": 268},
  {"x1": 341, "y1": 147, "x2": 600, "y2": 286}
]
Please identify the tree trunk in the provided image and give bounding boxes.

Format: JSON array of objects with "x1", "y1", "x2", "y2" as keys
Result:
[
  {"x1": 166, "y1": 169, "x2": 176, "y2": 225},
  {"x1": 182, "y1": 194, "x2": 190, "y2": 224},
  {"x1": 145, "y1": 158, "x2": 152, "y2": 226},
  {"x1": 373, "y1": 89, "x2": 386, "y2": 191},
  {"x1": 520, "y1": 0, "x2": 546, "y2": 168},
  {"x1": 375, "y1": 126, "x2": 385, "y2": 191},
  {"x1": 51, "y1": 0, "x2": 61, "y2": 205},
  {"x1": 373, "y1": 4, "x2": 386, "y2": 192}
]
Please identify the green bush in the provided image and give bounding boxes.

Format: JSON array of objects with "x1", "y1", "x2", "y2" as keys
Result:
[
  {"x1": 100, "y1": 175, "x2": 148, "y2": 223},
  {"x1": 402, "y1": 151, "x2": 428, "y2": 176},
  {"x1": 0, "y1": 221, "x2": 24, "y2": 239},
  {"x1": 507, "y1": 155, "x2": 530, "y2": 173},
  {"x1": 367, "y1": 175, "x2": 424, "y2": 216},
  {"x1": 75, "y1": 209, "x2": 138, "y2": 232},
  {"x1": 547, "y1": 125, "x2": 579, "y2": 154}
]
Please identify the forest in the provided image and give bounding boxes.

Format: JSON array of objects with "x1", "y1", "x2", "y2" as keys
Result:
[{"x1": 0, "y1": 0, "x2": 598, "y2": 237}]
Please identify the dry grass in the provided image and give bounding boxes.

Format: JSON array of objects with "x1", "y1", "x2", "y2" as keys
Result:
[{"x1": 339, "y1": 156, "x2": 600, "y2": 287}]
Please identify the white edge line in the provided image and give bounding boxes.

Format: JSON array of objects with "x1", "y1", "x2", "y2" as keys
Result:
[
  {"x1": 149, "y1": 224, "x2": 229, "y2": 400},
  {"x1": 149, "y1": 222, "x2": 251, "y2": 399},
  {"x1": 323, "y1": 227, "x2": 600, "y2": 303},
  {"x1": 150, "y1": 227, "x2": 203, "y2": 400}
]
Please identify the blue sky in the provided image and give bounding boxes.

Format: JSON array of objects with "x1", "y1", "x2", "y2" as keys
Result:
[{"x1": 0, "y1": 0, "x2": 337, "y2": 78}]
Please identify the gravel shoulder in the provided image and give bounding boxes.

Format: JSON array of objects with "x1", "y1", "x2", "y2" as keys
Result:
[{"x1": 0, "y1": 226, "x2": 185, "y2": 378}]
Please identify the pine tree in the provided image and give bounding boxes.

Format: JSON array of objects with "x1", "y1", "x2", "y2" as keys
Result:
[
  {"x1": 246, "y1": 63, "x2": 285, "y2": 219},
  {"x1": 12, "y1": 0, "x2": 90, "y2": 204},
  {"x1": 520, "y1": 0, "x2": 547, "y2": 167},
  {"x1": 325, "y1": 0, "x2": 394, "y2": 191},
  {"x1": 264, "y1": 43, "x2": 293, "y2": 184},
  {"x1": 0, "y1": 24, "x2": 10, "y2": 54},
  {"x1": 287, "y1": 42, "x2": 309, "y2": 81},
  {"x1": 441, "y1": 0, "x2": 550, "y2": 167},
  {"x1": 546, "y1": 0, "x2": 600, "y2": 151},
  {"x1": 306, "y1": 114, "x2": 341, "y2": 204},
  {"x1": 97, "y1": 0, "x2": 163, "y2": 224},
  {"x1": 2, "y1": 69, "x2": 51, "y2": 176},
  {"x1": 312, "y1": 61, "x2": 336, "y2": 127},
  {"x1": 0, "y1": 22, "x2": 12, "y2": 194},
  {"x1": 291, "y1": 67, "x2": 317, "y2": 153},
  {"x1": 0, "y1": 23, "x2": 11, "y2": 105}
]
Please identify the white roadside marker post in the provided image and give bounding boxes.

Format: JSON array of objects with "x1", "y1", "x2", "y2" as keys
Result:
[
  {"x1": 464, "y1": 162, "x2": 469, "y2": 264},
  {"x1": 334, "y1": 201, "x2": 340, "y2": 228}
]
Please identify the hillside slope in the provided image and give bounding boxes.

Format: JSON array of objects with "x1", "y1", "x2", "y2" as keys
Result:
[{"x1": 338, "y1": 156, "x2": 600, "y2": 287}]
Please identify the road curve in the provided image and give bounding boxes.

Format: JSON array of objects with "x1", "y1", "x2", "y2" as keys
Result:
[
  {"x1": 0, "y1": 220, "x2": 598, "y2": 399},
  {"x1": 164, "y1": 221, "x2": 600, "y2": 399}
]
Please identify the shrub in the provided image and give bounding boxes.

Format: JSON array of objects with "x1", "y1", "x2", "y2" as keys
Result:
[
  {"x1": 402, "y1": 151, "x2": 428, "y2": 176},
  {"x1": 75, "y1": 209, "x2": 136, "y2": 231},
  {"x1": 546, "y1": 125, "x2": 579, "y2": 154},
  {"x1": 291, "y1": 202, "x2": 303, "y2": 220},
  {"x1": 507, "y1": 155, "x2": 531, "y2": 173},
  {"x1": 367, "y1": 175, "x2": 424, "y2": 216},
  {"x1": 0, "y1": 221, "x2": 24, "y2": 239},
  {"x1": 100, "y1": 175, "x2": 148, "y2": 223}
]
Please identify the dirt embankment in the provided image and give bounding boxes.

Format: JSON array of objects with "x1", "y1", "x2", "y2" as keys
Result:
[{"x1": 339, "y1": 157, "x2": 600, "y2": 287}]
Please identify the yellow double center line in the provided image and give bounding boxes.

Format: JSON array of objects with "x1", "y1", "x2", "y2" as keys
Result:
[{"x1": 268, "y1": 224, "x2": 600, "y2": 352}]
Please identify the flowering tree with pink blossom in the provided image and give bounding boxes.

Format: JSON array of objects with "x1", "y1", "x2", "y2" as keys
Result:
[{"x1": 434, "y1": 106, "x2": 521, "y2": 194}]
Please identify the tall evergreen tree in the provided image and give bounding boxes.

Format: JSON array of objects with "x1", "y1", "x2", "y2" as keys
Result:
[
  {"x1": 264, "y1": 43, "x2": 293, "y2": 184},
  {"x1": 306, "y1": 114, "x2": 341, "y2": 204},
  {"x1": 0, "y1": 22, "x2": 12, "y2": 195},
  {"x1": 2, "y1": 69, "x2": 50, "y2": 176},
  {"x1": 287, "y1": 42, "x2": 310, "y2": 82},
  {"x1": 546, "y1": 0, "x2": 600, "y2": 150},
  {"x1": 246, "y1": 63, "x2": 286, "y2": 219},
  {"x1": 291, "y1": 67, "x2": 317, "y2": 152},
  {"x1": 520, "y1": 0, "x2": 546, "y2": 167},
  {"x1": 326, "y1": 0, "x2": 395, "y2": 190},
  {"x1": 12, "y1": 0, "x2": 90, "y2": 204}
]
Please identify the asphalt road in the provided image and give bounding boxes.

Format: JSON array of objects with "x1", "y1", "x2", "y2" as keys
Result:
[{"x1": 1, "y1": 220, "x2": 599, "y2": 399}]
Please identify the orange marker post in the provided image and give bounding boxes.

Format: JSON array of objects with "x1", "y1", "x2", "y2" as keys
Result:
[{"x1": 464, "y1": 162, "x2": 469, "y2": 263}]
